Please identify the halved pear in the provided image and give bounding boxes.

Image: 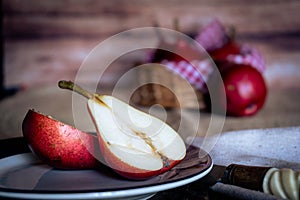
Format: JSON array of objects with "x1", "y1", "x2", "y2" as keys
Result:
[
  {"x1": 59, "y1": 80, "x2": 186, "y2": 179},
  {"x1": 22, "y1": 109, "x2": 99, "y2": 169}
]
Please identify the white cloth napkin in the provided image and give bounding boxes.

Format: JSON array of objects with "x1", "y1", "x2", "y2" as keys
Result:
[{"x1": 191, "y1": 126, "x2": 300, "y2": 170}]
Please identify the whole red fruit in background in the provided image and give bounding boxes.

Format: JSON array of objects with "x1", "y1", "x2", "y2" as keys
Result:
[
  {"x1": 220, "y1": 64, "x2": 267, "y2": 116},
  {"x1": 209, "y1": 41, "x2": 240, "y2": 61}
]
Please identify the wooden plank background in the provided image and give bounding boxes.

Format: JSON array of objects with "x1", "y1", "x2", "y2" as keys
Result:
[
  {"x1": 2, "y1": 0, "x2": 300, "y2": 90},
  {"x1": 1, "y1": 0, "x2": 300, "y2": 140}
]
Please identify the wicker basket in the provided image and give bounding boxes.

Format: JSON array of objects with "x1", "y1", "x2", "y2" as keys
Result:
[{"x1": 131, "y1": 64, "x2": 206, "y2": 109}]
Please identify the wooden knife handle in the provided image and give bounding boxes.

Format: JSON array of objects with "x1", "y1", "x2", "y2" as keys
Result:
[{"x1": 221, "y1": 164, "x2": 271, "y2": 191}]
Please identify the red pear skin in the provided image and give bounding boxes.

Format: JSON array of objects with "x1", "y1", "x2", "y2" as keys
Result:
[{"x1": 22, "y1": 109, "x2": 99, "y2": 169}]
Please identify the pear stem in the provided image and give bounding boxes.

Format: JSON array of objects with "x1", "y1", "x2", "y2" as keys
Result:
[
  {"x1": 153, "y1": 21, "x2": 165, "y2": 42},
  {"x1": 58, "y1": 80, "x2": 94, "y2": 99},
  {"x1": 173, "y1": 18, "x2": 180, "y2": 32}
]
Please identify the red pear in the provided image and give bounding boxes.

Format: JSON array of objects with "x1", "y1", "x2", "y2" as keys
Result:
[
  {"x1": 22, "y1": 109, "x2": 99, "y2": 169},
  {"x1": 58, "y1": 80, "x2": 186, "y2": 180}
]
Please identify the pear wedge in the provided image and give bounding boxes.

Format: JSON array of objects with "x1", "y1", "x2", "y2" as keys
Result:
[
  {"x1": 22, "y1": 109, "x2": 99, "y2": 169},
  {"x1": 59, "y1": 80, "x2": 186, "y2": 179}
]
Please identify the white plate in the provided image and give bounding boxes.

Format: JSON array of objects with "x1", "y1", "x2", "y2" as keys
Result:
[{"x1": 0, "y1": 146, "x2": 212, "y2": 200}]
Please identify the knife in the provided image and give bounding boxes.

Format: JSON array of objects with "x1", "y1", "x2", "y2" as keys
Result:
[{"x1": 192, "y1": 164, "x2": 298, "y2": 200}]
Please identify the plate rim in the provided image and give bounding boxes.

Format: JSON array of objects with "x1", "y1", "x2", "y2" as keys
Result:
[{"x1": 0, "y1": 149, "x2": 212, "y2": 199}]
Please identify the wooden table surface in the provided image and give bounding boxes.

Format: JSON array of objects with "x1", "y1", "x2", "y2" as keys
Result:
[{"x1": 2, "y1": 0, "x2": 300, "y2": 90}]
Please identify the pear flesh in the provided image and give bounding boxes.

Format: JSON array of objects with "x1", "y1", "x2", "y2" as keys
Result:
[{"x1": 88, "y1": 95, "x2": 186, "y2": 178}]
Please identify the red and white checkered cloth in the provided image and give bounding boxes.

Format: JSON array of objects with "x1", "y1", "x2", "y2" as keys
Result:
[
  {"x1": 151, "y1": 19, "x2": 266, "y2": 92},
  {"x1": 195, "y1": 19, "x2": 229, "y2": 52},
  {"x1": 161, "y1": 59, "x2": 214, "y2": 91},
  {"x1": 227, "y1": 44, "x2": 266, "y2": 73}
]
